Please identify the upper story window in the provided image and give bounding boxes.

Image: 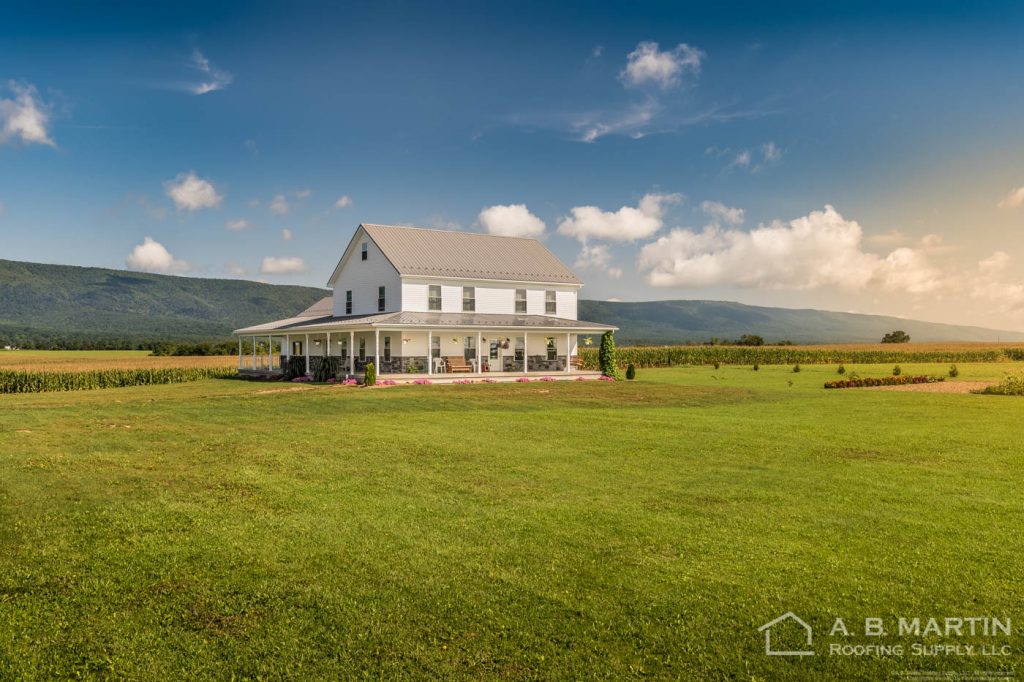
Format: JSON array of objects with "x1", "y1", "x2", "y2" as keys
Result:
[
  {"x1": 361, "y1": 242, "x2": 368, "y2": 261},
  {"x1": 378, "y1": 286, "x2": 386, "y2": 312},
  {"x1": 515, "y1": 289, "x2": 527, "y2": 314},
  {"x1": 463, "y1": 287, "x2": 475, "y2": 312},
  {"x1": 428, "y1": 285, "x2": 442, "y2": 311},
  {"x1": 545, "y1": 290, "x2": 556, "y2": 315},
  {"x1": 345, "y1": 290, "x2": 352, "y2": 315}
]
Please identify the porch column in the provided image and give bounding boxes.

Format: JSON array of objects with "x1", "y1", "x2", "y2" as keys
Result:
[
  {"x1": 268, "y1": 335, "x2": 273, "y2": 371},
  {"x1": 251, "y1": 336, "x2": 256, "y2": 369},
  {"x1": 285, "y1": 334, "x2": 290, "y2": 362},
  {"x1": 523, "y1": 332, "x2": 528, "y2": 374},
  {"x1": 237, "y1": 337, "x2": 242, "y2": 370},
  {"x1": 476, "y1": 331, "x2": 482, "y2": 373},
  {"x1": 374, "y1": 329, "x2": 380, "y2": 371},
  {"x1": 349, "y1": 331, "x2": 355, "y2": 375},
  {"x1": 326, "y1": 332, "x2": 331, "y2": 359},
  {"x1": 427, "y1": 330, "x2": 433, "y2": 375},
  {"x1": 305, "y1": 333, "x2": 310, "y2": 375},
  {"x1": 566, "y1": 332, "x2": 571, "y2": 373}
]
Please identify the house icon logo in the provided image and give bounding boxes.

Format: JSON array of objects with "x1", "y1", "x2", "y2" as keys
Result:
[{"x1": 758, "y1": 612, "x2": 815, "y2": 656}]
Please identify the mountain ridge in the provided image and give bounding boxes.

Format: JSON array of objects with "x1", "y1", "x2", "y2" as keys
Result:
[{"x1": 1, "y1": 258, "x2": 1021, "y2": 347}]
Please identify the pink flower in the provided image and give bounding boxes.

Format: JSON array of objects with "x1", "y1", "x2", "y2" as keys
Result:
[
  {"x1": 516, "y1": 377, "x2": 530, "y2": 383},
  {"x1": 342, "y1": 379, "x2": 359, "y2": 386},
  {"x1": 412, "y1": 378, "x2": 433, "y2": 385},
  {"x1": 380, "y1": 379, "x2": 397, "y2": 386},
  {"x1": 481, "y1": 378, "x2": 497, "y2": 383},
  {"x1": 539, "y1": 376, "x2": 555, "y2": 382},
  {"x1": 453, "y1": 379, "x2": 473, "y2": 384},
  {"x1": 599, "y1": 375, "x2": 616, "y2": 381},
  {"x1": 575, "y1": 376, "x2": 587, "y2": 381}
]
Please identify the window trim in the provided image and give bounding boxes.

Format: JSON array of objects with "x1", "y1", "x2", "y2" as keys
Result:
[
  {"x1": 462, "y1": 286, "x2": 475, "y2": 312},
  {"x1": 515, "y1": 289, "x2": 527, "y2": 314},
  {"x1": 361, "y1": 242, "x2": 368, "y2": 261},
  {"x1": 428, "y1": 285, "x2": 442, "y2": 311}
]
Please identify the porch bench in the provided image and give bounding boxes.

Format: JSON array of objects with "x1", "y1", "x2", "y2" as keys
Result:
[{"x1": 445, "y1": 356, "x2": 473, "y2": 373}]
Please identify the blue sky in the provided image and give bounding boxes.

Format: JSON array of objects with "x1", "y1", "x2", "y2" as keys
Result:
[{"x1": 3, "y1": 1, "x2": 1024, "y2": 329}]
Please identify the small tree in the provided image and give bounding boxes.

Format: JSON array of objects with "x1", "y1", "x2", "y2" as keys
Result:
[
  {"x1": 837, "y1": 365, "x2": 846, "y2": 375},
  {"x1": 365, "y1": 362, "x2": 376, "y2": 387},
  {"x1": 736, "y1": 334, "x2": 765, "y2": 347},
  {"x1": 949, "y1": 364, "x2": 959, "y2": 378},
  {"x1": 892, "y1": 365, "x2": 902, "y2": 376},
  {"x1": 625, "y1": 363, "x2": 636, "y2": 380},
  {"x1": 792, "y1": 363, "x2": 801, "y2": 373},
  {"x1": 752, "y1": 363, "x2": 760, "y2": 371},
  {"x1": 881, "y1": 330, "x2": 911, "y2": 344},
  {"x1": 598, "y1": 331, "x2": 618, "y2": 378}
]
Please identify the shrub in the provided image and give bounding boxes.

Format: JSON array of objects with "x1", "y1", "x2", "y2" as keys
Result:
[
  {"x1": 735, "y1": 334, "x2": 765, "y2": 346},
  {"x1": 312, "y1": 356, "x2": 340, "y2": 382},
  {"x1": 283, "y1": 356, "x2": 306, "y2": 380},
  {"x1": 824, "y1": 375, "x2": 944, "y2": 389},
  {"x1": 980, "y1": 373, "x2": 1024, "y2": 396},
  {"x1": 792, "y1": 364, "x2": 801, "y2": 373},
  {"x1": 598, "y1": 331, "x2": 618, "y2": 378},
  {"x1": 949, "y1": 364, "x2": 959, "y2": 378},
  {"x1": 364, "y1": 362, "x2": 376, "y2": 387},
  {"x1": 752, "y1": 363, "x2": 760, "y2": 371},
  {"x1": 837, "y1": 365, "x2": 846, "y2": 375},
  {"x1": 713, "y1": 361, "x2": 720, "y2": 370},
  {"x1": 625, "y1": 363, "x2": 636, "y2": 380},
  {"x1": 892, "y1": 365, "x2": 901, "y2": 376}
]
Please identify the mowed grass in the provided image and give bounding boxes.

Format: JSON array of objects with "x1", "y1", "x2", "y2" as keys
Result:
[
  {"x1": 0, "y1": 350, "x2": 238, "y2": 372},
  {"x1": 1, "y1": 364, "x2": 1022, "y2": 679}
]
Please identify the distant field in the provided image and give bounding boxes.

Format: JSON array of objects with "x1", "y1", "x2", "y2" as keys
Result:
[
  {"x1": 2, "y1": 364, "x2": 1023, "y2": 678},
  {"x1": 0, "y1": 350, "x2": 238, "y2": 372}
]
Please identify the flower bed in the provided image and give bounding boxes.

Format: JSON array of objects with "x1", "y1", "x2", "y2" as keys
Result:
[{"x1": 823, "y1": 375, "x2": 944, "y2": 389}]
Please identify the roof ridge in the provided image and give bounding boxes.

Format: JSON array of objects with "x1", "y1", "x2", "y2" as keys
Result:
[{"x1": 361, "y1": 223, "x2": 542, "y2": 242}]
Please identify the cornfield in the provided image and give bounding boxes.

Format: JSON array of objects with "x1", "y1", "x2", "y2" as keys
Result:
[
  {"x1": 578, "y1": 345, "x2": 1024, "y2": 370},
  {"x1": 0, "y1": 367, "x2": 238, "y2": 394}
]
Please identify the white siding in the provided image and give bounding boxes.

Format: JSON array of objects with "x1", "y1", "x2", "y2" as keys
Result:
[
  {"x1": 396, "y1": 277, "x2": 580, "y2": 319},
  {"x1": 332, "y1": 236, "x2": 401, "y2": 316}
]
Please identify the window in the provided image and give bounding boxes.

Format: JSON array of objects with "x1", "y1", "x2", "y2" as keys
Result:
[
  {"x1": 292, "y1": 340, "x2": 303, "y2": 356},
  {"x1": 515, "y1": 289, "x2": 527, "y2": 314},
  {"x1": 489, "y1": 341, "x2": 499, "y2": 360},
  {"x1": 361, "y1": 242, "x2": 368, "y2": 261},
  {"x1": 431, "y1": 335, "x2": 441, "y2": 359},
  {"x1": 514, "y1": 336, "x2": 524, "y2": 361},
  {"x1": 428, "y1": 285, "x2": 442, "y2": 311},
  {"x1": 545, "y1": 290, "x2": 557, "y2": 315},
  {"x1": 464, "y1": 336, "x2": 476, "y2": 361},
  {"x1": 345, "y1": 290, "x2": 352, "y2": 315},
  {"x1": 546, "y1": 337, "x2": 557, "y2": 361},
  {"x1": 358, "y1": 338, "x2": 366, "y2": 360},
  {"x1": 462, "y1": 287, "x2": 475, "y2": 312},
  {"x1": 340, "y1": 339, "x2": 348, "y2": 358},
  {"x1": 378, "y1": 286, "x2": 386, "y2": 312},
  {"x1": 384, "y1": 336, "x2": 391, "y2": 362}
]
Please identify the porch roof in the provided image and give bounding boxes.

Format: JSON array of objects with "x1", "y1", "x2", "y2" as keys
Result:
[{"x1": 235, "y1": 310, "x2": 616, "y2": 335}]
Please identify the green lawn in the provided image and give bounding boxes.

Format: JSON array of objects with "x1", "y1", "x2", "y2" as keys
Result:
[{"x1": 1, "y1": 364, "x2": 1022, "y2": 679}]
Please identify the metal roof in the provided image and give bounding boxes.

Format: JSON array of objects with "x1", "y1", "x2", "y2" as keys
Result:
[
  {"x1": 235, "y1": 309, "x2": 615, "y2": 335},
  {"x1": 359, "y1": 224, "x2": 582, "y2": 285}
]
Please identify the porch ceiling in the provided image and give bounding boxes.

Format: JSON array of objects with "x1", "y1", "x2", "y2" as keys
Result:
[{"x1": 236, "y1": 311, "x2": 615, "y2": 335}]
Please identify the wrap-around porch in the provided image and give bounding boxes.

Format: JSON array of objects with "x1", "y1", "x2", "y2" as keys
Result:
[{"x1": 238, "y1": 328, "x2": 591, "y2": 377}]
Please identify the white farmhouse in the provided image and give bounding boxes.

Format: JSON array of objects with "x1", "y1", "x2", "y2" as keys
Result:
[{"x1": 235, "y1": 224, "x2": 615, "y2": 379}]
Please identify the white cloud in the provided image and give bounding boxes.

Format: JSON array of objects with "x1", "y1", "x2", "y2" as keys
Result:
[
  {"x1": 620, "y1": 41, "x2": 704, "y2": 90},
  {"x1": 334, "y1": 195, "x2": 353, "y2": 209},
  {"x1": 281, "y1": 228, "x2": 293, "y2": 241},
  {"x1": 0, "y1": 81, "x2": 55, "y2": 147},
  {"x1": 638, "y1": 205, "x2": 945, "y2": 294},
  {"x1": 574, "y1": 243, "x2": 623, "y2": 279},
  {"x1": 478, "y1": 204, "x2": 546, "y2": 238},
  {"x1": 295, "y1": 188, "x2": 312, "y2": 199},
  {"x1": 729, "y1": 150, "x2": 752, "y2": 169},
  {"x1": 225, "y1": 218, "x2": 251, "y2": 232},
  {"x1": 126, "y1": 237, "x2": 190, "y2": 273},
  {"x1": 997, "y1": 186, "x2": 1024, "y2": 209},
  {"x1": 558, "y1": 193, "x2": 681, "y2": 243},
  {"x1": 164, "y1": 172, "x2": 222, "y2": 211},
  {"x1": 189, "y1": 48, "x2": 232, "y2": 95},
  {"x1": 260, "y1": 256, "x2": 307, "y2": 275},
  {"x1": 707, "y1": 142, "x2": 783, "y2": 172},
  {"x1": 225, "y1": 260, "x2": 247, "y2": 276},
  {"x1": 979, "y1": 251, "x2": 1010, "y2": 272},
  {"x1": 700, "y1": 200, "x2": 744, "y2": 227},
  {"x1": 269, "y1": 194, "x2": 289, "y2": 215}
]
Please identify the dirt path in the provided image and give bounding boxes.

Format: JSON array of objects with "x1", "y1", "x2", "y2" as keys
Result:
[{"x1": 864, "y1": 381, "x2": 995, "y2": 393}]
